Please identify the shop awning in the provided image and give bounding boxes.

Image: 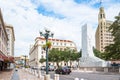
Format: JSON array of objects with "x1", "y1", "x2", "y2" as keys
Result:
[
  {"x1": 8, "y1": 56, "x2": 14, "y2": 63},
  {"x1": 0, "y1": 56, "x2": 4, "y2": 61},
  {"x1": 0, "y1": 52, "x2": 14, "y2": 63},
  {"x1": 0, "y1": 53, "x2": 8, "y2": 61}
]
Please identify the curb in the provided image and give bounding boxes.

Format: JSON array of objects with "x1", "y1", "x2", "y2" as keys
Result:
[{"x1": 9, "y1": 69, "x2": 15, "y2": 80}]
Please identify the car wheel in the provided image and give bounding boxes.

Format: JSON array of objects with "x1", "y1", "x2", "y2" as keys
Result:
[{"x1": 60, "y1": 71, "x2": 62, "y2": 74}]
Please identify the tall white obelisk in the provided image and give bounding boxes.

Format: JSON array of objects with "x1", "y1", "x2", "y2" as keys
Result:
[
  {"x1": 79, "y1": 23, "x2": 108, "y2": 67},
  {"x1": 82, "y1": 24, "x2": 94, "y2": 57}
]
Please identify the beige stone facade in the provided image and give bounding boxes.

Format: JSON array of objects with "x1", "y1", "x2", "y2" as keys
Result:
[
  {"x1": 0, "y1": 8, "x2": 15, "y2": 70},
  {"x1": 0, "y1": 9, "x2": 8, "y2": 56},
  {"x1": 95, "y1": 7, "x2": 113, "y2": 52},
  {"x1": 5, "y1": 24, "x2": 15, "y2": 56},
  {"x1": 14, "y1": 55, "x2": 29, "y2": 68},
  {"x1": 29, "y1": 37, "x2": 77, "y2": 68}
]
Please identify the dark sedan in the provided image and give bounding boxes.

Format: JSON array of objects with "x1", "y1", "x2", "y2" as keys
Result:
[{"x1": 55, "y1": 66, "x2": 71, "y2": 74}]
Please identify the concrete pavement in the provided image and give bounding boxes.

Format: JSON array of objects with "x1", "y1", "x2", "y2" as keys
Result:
[
  {"x1": 18, "y1": 68, "x2": 40, "y2": 80},
  {"x1": 11, "y1": 70, "x2": 20, "y2": 80},
  {"x1": 0, "y1": 69, "x2": 14, "y2": 80},
  {"x1": 0, "y1": 68, "x2": 40, "y2": 80}
]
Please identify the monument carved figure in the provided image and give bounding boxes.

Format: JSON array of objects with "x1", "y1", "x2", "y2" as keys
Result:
[{"x1": 79, "y1": 23, "x2": 108, "y2": 67}]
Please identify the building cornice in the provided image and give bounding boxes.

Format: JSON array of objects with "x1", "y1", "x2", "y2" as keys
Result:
[
  {"x1": 35, "y1": 37, "x2": 73, "y2": 43},
  {"x1": 0, "y1": 8, "x2": 8, "y2": 40},
  {"x1": 5, "y1": 24, "x2": 15, "y2": 41}
]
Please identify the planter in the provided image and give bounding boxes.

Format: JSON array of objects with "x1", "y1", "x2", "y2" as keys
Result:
[
  {"x1": 42, "y1": 44, "x2": 46, "y2": 50},
  {"x1": 46, "y1": 41, "x2": 52, "y2": 49}
]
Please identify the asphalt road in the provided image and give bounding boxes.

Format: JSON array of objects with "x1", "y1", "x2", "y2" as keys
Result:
[{"x1": 42, "y1": 70, "x2": 120, "y2": 80}]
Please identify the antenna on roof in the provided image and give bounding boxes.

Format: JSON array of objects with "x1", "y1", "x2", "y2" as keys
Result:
[{"x1": 100, "y1": 0, "x2": 103, "y2": 7}]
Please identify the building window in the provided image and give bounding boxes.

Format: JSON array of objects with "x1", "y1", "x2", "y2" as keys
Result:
[
  {"x1": 100, "y1": 14, "x2": 102, "y2": 18},
  {"x1": 101, "y1": 22, "x2": 102, "y2": 25},
  {"x1": 60, "y1": 48, "x2": 62, "y2": 51},
  {"x1": 64, "y1": 43, "x2": 66, "y2": 46},
  {"x1": 41, "y1": 41, "x2": 43, "y2": 44},
  {"x1": 42, "y1": 51, "x2": 43, "y2": 54},
  {"x1": 0, "y1": 41, "x2": 1, "y2": 49},
  {"x1": 0, "y1": 24, "x2": 1, "y2": 37},
  {"x1": 53, "y1": 42, "x2": 54, "y2": 45},
  {"x1": 103, "y1": 14, "x2": 105, "y2": 18},
  {"x1": 104, "y1": 22, "x2": 105, "y2": 25}
]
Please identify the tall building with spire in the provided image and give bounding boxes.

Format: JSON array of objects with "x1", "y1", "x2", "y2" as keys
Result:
[{"x1": 95, "y1": 7, "x2": 113, "y2": 52}]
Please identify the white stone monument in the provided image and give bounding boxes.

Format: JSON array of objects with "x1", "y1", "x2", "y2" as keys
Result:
[{"x1": 79, "y1": 23, "x2": 108, "y2": 67}]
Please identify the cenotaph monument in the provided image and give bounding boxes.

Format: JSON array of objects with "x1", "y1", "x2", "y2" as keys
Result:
[{"x1": 79, "y1": 23, "x2": 108, "y2": 67}]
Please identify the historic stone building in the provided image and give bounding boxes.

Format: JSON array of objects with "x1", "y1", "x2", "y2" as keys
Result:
[
  {"x1": 5, "y1": 24, "x2": 15, "y2": 57},
  {"x1": 29, "y1": 37, "x2": 77, "y2": 68},
  {"x1": 95, "y1": 7, "x2": 113, "y2": 52},
  {"x1": 0, "y1": 8, "x2": 15, "y2": 70}
]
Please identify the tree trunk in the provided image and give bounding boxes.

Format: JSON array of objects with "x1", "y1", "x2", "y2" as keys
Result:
[
  {"x1": 56, "y1": 62, "x2": 59, "y2": 68},
  {"x1": 70, "y1": 60, "x2": 72, "y2": 68}
]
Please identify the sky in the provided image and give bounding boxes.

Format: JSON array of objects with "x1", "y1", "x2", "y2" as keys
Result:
[{"x1": 0, "y1": 0, "x2": 120, "y2": 57}]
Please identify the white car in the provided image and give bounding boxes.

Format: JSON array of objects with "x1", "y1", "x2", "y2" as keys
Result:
[{"x1": 41, "y1": 66, "x2": 46, "y2": 70}]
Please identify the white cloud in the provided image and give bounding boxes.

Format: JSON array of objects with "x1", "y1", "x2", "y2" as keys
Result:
[{"x1": 0, "y1": 0, "x2": 119, "y2": 56}]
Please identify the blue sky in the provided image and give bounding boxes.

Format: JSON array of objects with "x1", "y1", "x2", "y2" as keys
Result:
[
  {"x1": 0, "y1": 0, "x2": 119, "y2": 57},
  {"x1": 37, "y1": 5, "x2": 65, "y2": 19}
]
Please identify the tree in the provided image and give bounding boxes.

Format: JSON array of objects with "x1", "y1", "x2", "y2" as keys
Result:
[
  {"x1": 105, "y1": 13, "x2": 120, "y2": 60},
  {"x1": 48, "y1": 48, "x2": 62, "y2": 67},
  {"x1": 93, "y1": 47, "x2": 107, "y2": 60},
  {"x1": 39, "y1": 58, "x2": 46, "y2": 63},
  {"x1": 48, "y1": 48, "x2": 81, "y2": 68}
]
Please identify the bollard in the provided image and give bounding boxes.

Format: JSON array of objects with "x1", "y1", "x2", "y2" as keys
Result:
[
  {"x1": 41, "y1": 75, "x2": 44, "y2": 80},
  {"x1": 104, "y1": 67, "x2": 108, "y2": 73},
  {"x1": 74, "y1": 78, "x2": 79, "y2": 80},
  {"x1": 44, "y1": 74, "x2": 50, "y2": 80},
  {"x1": 93, "y1": 68, "x2": 96, "y2": 72},
  {"x1": 38, "y1": 71, "x2": 41, "y2": 78},
  {"x1": 119, "y1": 67, "x2": 120, "y2": 73},
  {"x1": 54, "y1": 74, "x2": 59, "y2": 80}
]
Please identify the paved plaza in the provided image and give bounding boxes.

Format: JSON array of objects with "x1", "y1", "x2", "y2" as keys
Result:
[
  {"x1": 0, "y1": 69, "x2": 40, "y2": 80},
  {"x1": 0, "y1": 68, "x2": 120, "y2": 80},
  {"x1": 0, "y1": 69, "x2": 14, "y2": 80}
]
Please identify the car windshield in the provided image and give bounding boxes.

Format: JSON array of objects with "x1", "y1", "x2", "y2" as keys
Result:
[
  {"x1": 62, "y1": 66, "x2": 69, "y2": 69},
  {"x1": 49, "y1": 65, "x2": 54, "y2": 69}
]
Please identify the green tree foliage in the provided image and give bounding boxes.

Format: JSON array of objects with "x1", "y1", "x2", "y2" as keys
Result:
[
  {"x1": 39, "y1": 58, "x2": 46, "y2": 63},
  {"x1": 48, "y1": 48, "x2": 81, "y2": 67},
  {"x1": 105, "y1": 13, "x2": 120, "y2": 60},
  {"x1": 48, "y1": 48, "x2": 62, "y2": 67},
  {"x1": 93, "y1": 47, "x2": 106, "y2": 60}
]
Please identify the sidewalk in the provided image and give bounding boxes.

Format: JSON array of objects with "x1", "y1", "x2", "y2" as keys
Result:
[
  {"x1": 18, "y1": 69, "x2": 40, "y2": 80},
  {"x1": 0, "y1": 69, "x2": 14, "y2": 80}
]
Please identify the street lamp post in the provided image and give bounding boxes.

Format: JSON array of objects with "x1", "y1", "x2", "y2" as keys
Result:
[
  {"x1": 24, "y1": 55, "x2": 27, "y2": 68},
  {"x1": 40, "y1": 29, "x2": 54, "y2": 74}
]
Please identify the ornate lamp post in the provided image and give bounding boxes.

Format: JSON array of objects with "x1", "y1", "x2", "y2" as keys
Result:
[
  {"x1": 40, "y1": 29, "x2": 54, "y2": 74},
  {"x1": 24, "y1": 55, "x2": 27, "y2": 68}
]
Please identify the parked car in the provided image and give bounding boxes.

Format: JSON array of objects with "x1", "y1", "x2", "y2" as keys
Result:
[
  {"x1": 44, "y1": 65, "x2": 55, "y2": 71},
  {"x1": 48, "y1": 65, "x2": 55, "y2": 71},
  {"x1": 55, "y1": 66, "x2": 71, "y2": 74},
  {"x1": 31, "y1": 67, "x2": 40, "y2": 70},
  {"x1": 40, "y1": 66, "x2": 46, "y2": 70}
]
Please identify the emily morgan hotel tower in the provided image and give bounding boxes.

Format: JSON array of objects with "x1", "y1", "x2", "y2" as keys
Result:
[{"x1": 95, "y1": 7, "x2": 113, "y2": 52}]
